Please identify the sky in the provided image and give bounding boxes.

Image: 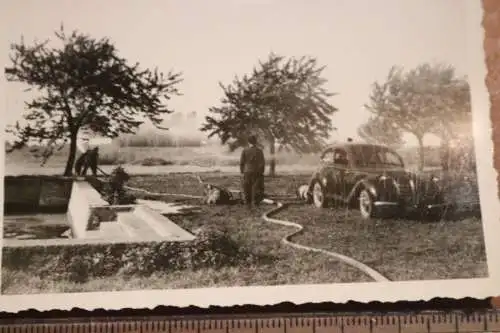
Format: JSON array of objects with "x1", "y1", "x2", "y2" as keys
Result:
[{"x1": 2, "y1": 0, "x2": 468, "y2": 147}]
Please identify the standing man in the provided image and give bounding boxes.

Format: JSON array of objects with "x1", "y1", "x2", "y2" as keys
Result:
[{"x1": 240, "y1": 135, "x2": 266, "y2": 208}]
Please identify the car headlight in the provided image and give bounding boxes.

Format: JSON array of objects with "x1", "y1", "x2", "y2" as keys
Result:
[
  {"x1": 428, "y1": 175, "x2": 442, "y2": 193},
  {"x1": 377, "y1": 176, "x2": 396, "y2": 199},
  {"x1": 369, "y1": 186, "x2": 377, "y2": 196},
  {"x1": 321, "y1": 177, "x2": 328, "y2": 186},
  {"x1": 430, "y1": 175, "x2": 440, "y2": 182}
]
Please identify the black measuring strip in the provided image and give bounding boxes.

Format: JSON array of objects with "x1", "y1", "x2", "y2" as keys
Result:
[{"x1": 0, "y1": 311, "x2": 499, "y2": 333}]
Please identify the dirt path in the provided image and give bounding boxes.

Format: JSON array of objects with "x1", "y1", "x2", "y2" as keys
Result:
[
  {"x1": 5, "y1": 162, "x2": 436, "y2": 177},
  {"x1": 5, "y1": 163, "x2": 318, "y2": 176}
]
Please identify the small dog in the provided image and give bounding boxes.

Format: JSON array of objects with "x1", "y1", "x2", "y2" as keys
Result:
[
  {"x1": 194, "y1": 174, "x2": 237, "y2": 205},
  {"x1": 296, "y1": 184, "x2": 310, "y2": 201},
  {"x1": 203, "y1": 183, "x2": 234, "y2": 205}
]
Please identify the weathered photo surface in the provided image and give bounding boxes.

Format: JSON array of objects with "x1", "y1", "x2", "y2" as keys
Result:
[{"x1": 0, "y1": 0, "x2": 498, "y2": 311}]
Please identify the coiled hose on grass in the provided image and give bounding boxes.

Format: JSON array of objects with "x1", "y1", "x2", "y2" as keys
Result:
[
  {"x1": 95, "y1": 167, "x2": 389, "y2": 282},
  {"x1": 122, "y1": 183, "x2": 390, "y2": 283},
  {"x1": 262, "y1": 201, "x2": 390, "y2": 282}
]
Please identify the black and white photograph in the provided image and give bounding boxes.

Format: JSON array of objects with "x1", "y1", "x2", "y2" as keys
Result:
[{"x1": 0, "y1": 0, "x2": 498, "y2": 311}]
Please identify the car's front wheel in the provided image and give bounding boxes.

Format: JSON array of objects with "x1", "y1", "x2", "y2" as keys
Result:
[
  {"x1": 312, "y1": 180, "x2": 329, "y2": 208},
  {"x1": 359, "y1": 188, "x2": 385, "y2": 219},
  {"x1": 359, "y1": 189, "x2": 374, "y2": 219}
]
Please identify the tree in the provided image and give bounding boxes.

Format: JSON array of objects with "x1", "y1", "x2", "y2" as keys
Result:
[
  {"x1": 200, "y1": 53, "x2": 338, "y2": 176},
  {"x1": 4, "y1": 25, "x2": 182, "y2": 176},
  {"x1": 429, "y1": 77, "x2": 472, "y2": 144},
  {"x1": 365, "y1": 63, "x2": 470, "y2": 171},
  {"x1": 357, "y1": 115, "x2": 404, "y2": 148}
]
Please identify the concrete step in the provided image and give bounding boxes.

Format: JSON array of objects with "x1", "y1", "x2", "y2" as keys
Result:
[
  {"x1": 133, "y1": 205, "x2": 195, "y2": 241},
  {"x1": 85, "y1": 221, "x2": 129, "y2": 239},
  {"x1": 117, "y1": 212, "x2": 159, "y2": 239},
  {"x1": 136, "y1": 199, "x2": 200, "y2": 215}
]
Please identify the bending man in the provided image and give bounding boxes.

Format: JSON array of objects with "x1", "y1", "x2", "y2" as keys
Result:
[
  {"x1": 240, "y1": 135, "x2": 266, "y2": 208},
  {"x1": 75, "y1": 147, "x2": 100, "y2": 177}
]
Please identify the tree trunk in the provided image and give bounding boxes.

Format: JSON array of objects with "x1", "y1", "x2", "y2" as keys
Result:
[
  {"x1": 416, "y1": 135, "x2": 425, "y2": 172},
  {"x1": 438, "y1": 124, "x2": 453, "y2": 173},
  {"x1": 64, "y1": 131, "x2": 78, "y2": 176},
  {"x1": 268, "y1": 141, "x2": 276, "y2": 177},
  {"x1": 440, "y1": 137, "x2": 451, "y2": 172}
]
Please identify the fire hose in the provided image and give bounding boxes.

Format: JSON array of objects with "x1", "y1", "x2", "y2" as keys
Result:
[{"x1": 96, "y1": 167, "x2": 390, "y2": 282}]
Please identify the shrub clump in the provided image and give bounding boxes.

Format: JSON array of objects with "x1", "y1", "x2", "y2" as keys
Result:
[
  {"x1": 101, "y1": 166, "x2": 137, "y2": 205},
  {"x1": 118, "y1": 133, "x2": 203, "y2": 148},
  {"x1": 138, "y1": 157, "x2": 174, "y2": 167},
  {"x1": 2, "y1": 227, "x2": 269, "y2": 284}
]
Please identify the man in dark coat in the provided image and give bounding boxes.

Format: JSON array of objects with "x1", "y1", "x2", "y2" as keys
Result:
[
  {"x1": 240, "y1": 135, "x2": 266, "y2": 208},
  {"x1": 74, "y1": 151, "x2": 87, "y2": 176}
]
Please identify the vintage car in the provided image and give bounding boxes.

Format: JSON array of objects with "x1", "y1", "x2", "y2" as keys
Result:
[{"x1": 304, "y1": 141, "x2": 480, "y2": 220}]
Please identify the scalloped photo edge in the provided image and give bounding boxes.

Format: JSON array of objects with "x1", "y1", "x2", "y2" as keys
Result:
[{"x1": 0, "y1": 0, "x2": 498, "y2": 312}]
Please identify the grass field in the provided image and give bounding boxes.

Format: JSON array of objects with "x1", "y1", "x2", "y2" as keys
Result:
[{"x1": 2, "y1": 173, "x2": 488, "y2": 294}]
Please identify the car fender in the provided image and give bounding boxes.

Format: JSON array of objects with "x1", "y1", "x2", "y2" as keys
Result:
[
  {"x1": 417, "y1": 173, "x2": 445, "y2": 199},
  {"x1": 311, "y1": 168, "x2": 337, "y2": 188},
  {"x1": 307, "y1": 171, "x2": 321, "y2": 187},
  {"x1": 346, "y1": 177, "x2": 378, "y2": 204}
]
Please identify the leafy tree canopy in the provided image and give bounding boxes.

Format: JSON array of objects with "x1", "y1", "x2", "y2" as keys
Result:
[
  {"x1": 201, "y1": 53, "x2": 338, "y2": 175},
  {"x1": 364, "y1": 63, "x2": 471, "y2": 170},
  {"x1": 5, "y1": 25, "x2": 183, "y2": 175},
  {"x1": 357, "y1": 115, "x2": 404, "y2": 148}
]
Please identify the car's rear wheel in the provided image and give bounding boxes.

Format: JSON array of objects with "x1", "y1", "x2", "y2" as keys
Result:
[
  {"x1": 312, "y1": 181, "x2": 329, "y2": 208},
  {"x1": 304, "y1": 191, "x2": 313, "y2": 204},
  {"x1": 299, "y1": 185, "x2": 313, "y2": 204}
]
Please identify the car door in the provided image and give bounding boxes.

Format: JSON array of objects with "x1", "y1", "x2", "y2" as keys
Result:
[
  {"x1": 340, "y1": 147, "x2": 360, "y2": 199},
  {"x1": 316, "y1": 149, "x2": 338, "y2": 196},
  {"x1": 318, "y1": 148, "x2": 335, "y2": 178},
  {"x1": 331, "y1": 148, "x2": 351, "y2": 199}
]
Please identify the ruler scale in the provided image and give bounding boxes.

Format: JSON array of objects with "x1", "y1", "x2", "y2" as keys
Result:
[{"x1": 1, "y1": 312, "x2": 500, "y2": 333}]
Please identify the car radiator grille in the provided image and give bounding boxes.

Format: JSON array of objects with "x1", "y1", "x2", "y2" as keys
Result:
[{"x1": 397, "y1": 181, "x2": 415, "y2": 203}]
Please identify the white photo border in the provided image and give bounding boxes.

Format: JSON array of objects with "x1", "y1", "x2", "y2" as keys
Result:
[{"x1": 0, "y1": 0, "x2": 498, "y2": 313}]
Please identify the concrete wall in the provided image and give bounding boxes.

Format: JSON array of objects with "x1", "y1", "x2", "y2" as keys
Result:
[
  {"x1": 67, "y1": 181, "x2": 109, "y2": 239},
  {"x1": 4, "y1": 176, "x2": 197, "y2": 244},
  {"x1": 4, "y1": 176, "x2": 73, "y2": 214}
]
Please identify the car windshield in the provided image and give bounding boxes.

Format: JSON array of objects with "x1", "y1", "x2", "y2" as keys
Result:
[{"x1": 350, "y1": 145, "x2": 404, "y2": 167}]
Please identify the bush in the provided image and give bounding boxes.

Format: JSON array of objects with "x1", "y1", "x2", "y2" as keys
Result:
[
  {"x1": 98, "y1": 150, "x2": 125, "y2": 165},
  {"x1": 118, "y1": 133, "x2": 203, "y2": 148},
  {"x1": 99, "y1": 166, "x2": 137, "y2": 205},
  {"x1": 2, "y1": 227, "x2": 269, "y2": 284},
  {"x1": 139, "y1": 157, "x2": 174, "y2": 166}
]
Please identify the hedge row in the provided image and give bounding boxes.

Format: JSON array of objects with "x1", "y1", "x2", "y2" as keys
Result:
[{"x1": 3, "y1": 228, "x2": 274, "y2": 284}]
